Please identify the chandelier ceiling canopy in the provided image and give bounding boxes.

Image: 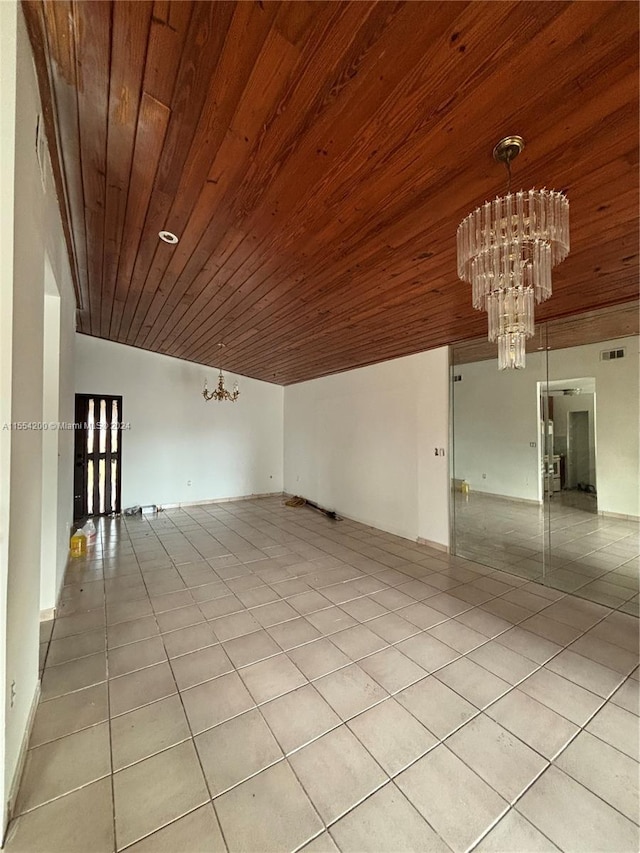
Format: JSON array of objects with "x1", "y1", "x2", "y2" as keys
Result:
[{"x1": 457, "y1": 136, "x2": 570, "y2": 370}]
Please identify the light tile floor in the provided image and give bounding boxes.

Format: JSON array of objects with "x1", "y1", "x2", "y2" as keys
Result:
[
  {"x1": 454, "y1": 492, "x2": 639, "y2": 614},
  {"x1": 5, "y1": 497, "x2": 639, "y2": 852}
]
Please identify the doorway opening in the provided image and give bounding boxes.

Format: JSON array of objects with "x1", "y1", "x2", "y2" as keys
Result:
[
  {"x1": 538, "y1": 377, "x2": 597, "y2": 514},
  {"x1": 74, "y1": 394, "x2": 123, "y2": 520}
]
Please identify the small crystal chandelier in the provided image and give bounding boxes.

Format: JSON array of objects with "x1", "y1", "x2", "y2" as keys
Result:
[
  {"x1": 457, "y1": 136, "x2": 570, "y2": 370},
  {"x1": 203, "y1": 344, "x2": 239, "y2": 402}
]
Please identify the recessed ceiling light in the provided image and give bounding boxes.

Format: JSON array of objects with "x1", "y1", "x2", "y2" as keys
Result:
[{"x1": 159, "y1": 230, "x2": 179, "y2": 244}]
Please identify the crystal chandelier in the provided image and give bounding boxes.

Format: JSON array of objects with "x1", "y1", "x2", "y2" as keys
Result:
[
  {"x1": 203, "y1": 344, "x2": 239, "y2": 402},
  {"x1": 456, "y1": 136, "x2": 570, "y2": 370}
]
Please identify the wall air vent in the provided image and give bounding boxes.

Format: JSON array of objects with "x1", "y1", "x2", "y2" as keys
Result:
[{"x1": 600, "y1": 348, "x2": 625, "y2": 361}]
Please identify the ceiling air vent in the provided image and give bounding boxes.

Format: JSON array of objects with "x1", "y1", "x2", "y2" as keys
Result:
[{"x1": 600, "y1": 348, "x2": 625, "y2": 361}]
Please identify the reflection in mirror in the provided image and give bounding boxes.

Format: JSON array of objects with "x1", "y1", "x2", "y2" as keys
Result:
[{"x1": 451, "y1": 301, "x2": 639, "y2": 615}]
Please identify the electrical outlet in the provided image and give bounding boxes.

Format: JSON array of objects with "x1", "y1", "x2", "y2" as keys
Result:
[
  {"x1": 482, "y1": 473, "x2": 487, "y2": 479},
  {"x1": 530, "y1": 442, "x2": 536, "y2": 447},
  {"x1": 187, "y1": 480, "x2": 192, "y2": 486}
]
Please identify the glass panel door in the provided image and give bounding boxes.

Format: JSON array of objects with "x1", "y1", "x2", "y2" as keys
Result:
[
  {"x1": 450, "y1": 327, "x2": 550, "y2": 584},
  {"x1": 451, "y1": 301, "x2": 638, "y2": 617},
  {"x1": 544, "y1": 312, "x2": 639, "y2": 614}
]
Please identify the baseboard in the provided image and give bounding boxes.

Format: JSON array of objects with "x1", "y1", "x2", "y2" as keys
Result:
[
  {"x1": 599, "y1": 509, "x2": 640, "y2": 521},
  {"x1": 3, "y1": 682, "x2": 40, "y2": 843},
  {"x1": 159, "y1": 491, "x2": 284, "y2": 510},
  {"x1": 417, "y1": 536, "x2": 450, "y2": 553},
  {"x1": 39, "y1": 607, "x2": 55, "y2": 622},
  {"x1": 457, "y1": 489, "x2": 542, "y2": 506},
  {"x1": 285, "y1": 497, "x2": 425, "y2": 544},
  {"x1": 454, "y1": 491, "x2": 638, "y2": 521}
]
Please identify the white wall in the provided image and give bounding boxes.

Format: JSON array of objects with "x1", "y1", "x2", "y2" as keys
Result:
[
  {"x1": 75, "y1": 335, "x2": 284, "y2": 508},
  {"x1": 453, "y1": 353, "x2": 545, "y2": 502},
  {"x1": 40, "y1": 287, "x2": 61, "y2": 613},
  {"x1": 1, "y1": 3, "x2": 76, "y2": 832},
  {"x1": 283, "y1": 347, "x2": 450, "y2": 547},
  {"x1": 550, "y1": 338, "x2": 639, "y2": 518},
  {"x1": 453, "y1": 336, "x2": 640, "y2": 517},
  {"x1": 0, "y1": 0, "x2": 18, "y2": 834},
  {"x1": 55, "y1": 270, "x2": 76, "y2": 599},
  {"x1": 39, "y1": 261, "x2": 75, "y2": 614}
]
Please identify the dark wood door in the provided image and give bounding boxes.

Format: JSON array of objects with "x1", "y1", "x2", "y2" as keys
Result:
[{"x1": 74, "y1": 394, "x2": 123, "y2": 520}]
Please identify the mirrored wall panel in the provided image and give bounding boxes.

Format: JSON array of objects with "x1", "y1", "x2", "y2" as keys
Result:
[{"x1": 451, "y1": 302, "x2": 639, "y2": 615}]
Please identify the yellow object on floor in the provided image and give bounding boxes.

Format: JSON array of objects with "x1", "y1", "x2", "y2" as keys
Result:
[{"x1": 69, "y1": 530, "x2": 87, "y2": 557}]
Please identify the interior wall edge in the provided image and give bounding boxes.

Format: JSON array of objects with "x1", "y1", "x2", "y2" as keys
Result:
[{"x1": 3, "y1": 682, "x2": 40, "y2": 839}]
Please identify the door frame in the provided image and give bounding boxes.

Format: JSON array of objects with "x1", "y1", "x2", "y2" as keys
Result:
[{"x1": 73, "y1": 393, "x2": 123, "y2": 520}]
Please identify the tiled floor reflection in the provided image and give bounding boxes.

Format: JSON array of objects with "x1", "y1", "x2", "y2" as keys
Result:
[
  {"x1": 8, "y1": 496, "x2": 639, "y2": 852},
  {"x1": 454, "y1": 492, "x2": 639, "y2": 615}
]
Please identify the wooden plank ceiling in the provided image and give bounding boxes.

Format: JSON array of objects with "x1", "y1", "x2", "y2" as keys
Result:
[{"x1": 23, "y1": 0, "x2": 639, "y2": 385}]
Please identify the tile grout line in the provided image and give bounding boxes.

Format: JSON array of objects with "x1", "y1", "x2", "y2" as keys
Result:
[
  {"x1": 37, "y1": 534, "x2": 635, "y2": 739},
  {"x1": 156, "y1": 519, "x2": 240, "y2": 852},
  {"x1": 468, "y1": 674, "x2": 640, "y2": 850},
  {"x1": 103, "y1": 524, "x2": 124, "y2": 853},
  {"x1": 113, "y1": 516, "x2": 232, "y2": 853},
  {"x1": 23, "y1": 501, "x2": 638, "y2": 852},
  {"x1": 122, "y1": 505, "x2": 329, "y2": 853}
]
